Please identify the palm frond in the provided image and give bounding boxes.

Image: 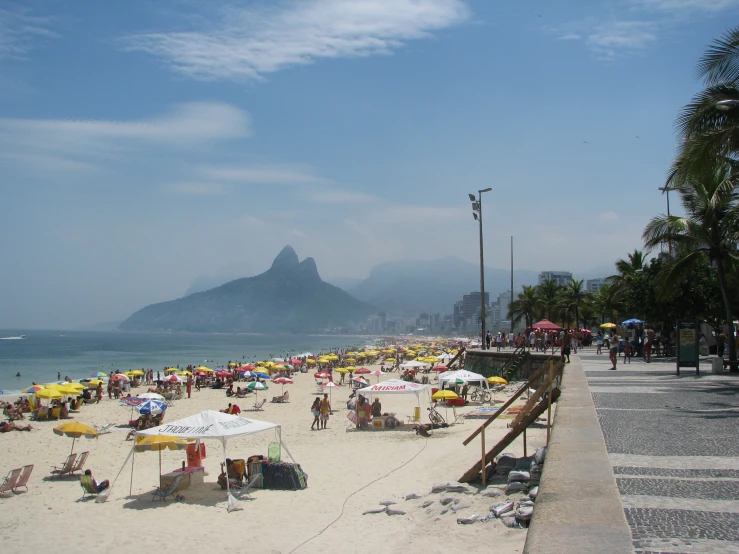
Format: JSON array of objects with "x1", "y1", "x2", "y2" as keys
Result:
[{"x1": 697, "y1": 26, "x2": 739, "y2": 86}]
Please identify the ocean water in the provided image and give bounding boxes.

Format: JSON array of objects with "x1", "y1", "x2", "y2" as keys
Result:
[{"x1": 0, "y1": 330, "x2": 374, "y2": 391}]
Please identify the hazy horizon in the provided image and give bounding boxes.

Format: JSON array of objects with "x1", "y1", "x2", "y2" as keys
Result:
[{"x1": 2, "y1": 0, "x2": 732, "y2": 328}]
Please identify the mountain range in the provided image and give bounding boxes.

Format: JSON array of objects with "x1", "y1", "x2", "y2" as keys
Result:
[
  {"x1": 119, "y1": 246, "x2": 375, "y2": 333},
  {"x1": 347, "y1": 257, "x2": 540, "y2": 314}
]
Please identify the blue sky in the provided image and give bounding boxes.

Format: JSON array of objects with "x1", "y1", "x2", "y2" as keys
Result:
[{"x1": 1, "y1": 0, "x2": 737, "y2": 328}]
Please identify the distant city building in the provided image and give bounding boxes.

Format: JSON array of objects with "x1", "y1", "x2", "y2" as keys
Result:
[
  {"x1": 538, "y1": 271, "x2": 573, "y2": 287},
  {"x1": 586, "y1": 278, "x2": 611, "y2": 293},
  {"x1": 378, "y1": 312, "x2": 387, "y2": 332},
  {"x1": 461, "y1": 292, "x2": 489, "y2": 323}
]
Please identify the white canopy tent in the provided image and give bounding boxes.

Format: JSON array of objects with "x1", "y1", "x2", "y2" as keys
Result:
[
  {"x1": 357, "y1": 379, "x2": 430, "y2": 423},
  {"x1": 114, "y1": 410, "x2": 295, "y2": 511},
  {"x1": 437, "y1": 369, "x2": 489, "y2": 388},
  {"x1": 399, "y1": 360, "x2": 427, "y2": 369}
]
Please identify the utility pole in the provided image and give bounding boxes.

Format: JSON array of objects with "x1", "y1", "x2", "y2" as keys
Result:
[
  {"x1": 510, "y1": 236, "x2": 514, "y2": 335},
  {"x1": 470, "y1": 188, "x2": 492, "y2": 349}
]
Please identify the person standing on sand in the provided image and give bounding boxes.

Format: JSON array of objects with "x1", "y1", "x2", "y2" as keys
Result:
[
  {"x1": 561, "y1": 331, "x2": 571, "y2": 363},
  {"x1": 319, "y1": 393, "x2": 331, "y2": 429},
  {"x1": 310, "y1": 398, "x2": 321, "y2": 430},
  {"x1": 186, "y1": 376, "x2": 193, "y2": 399},
  {"x1": 609, "y1": 331, "x2": 620, "y2": 370}
]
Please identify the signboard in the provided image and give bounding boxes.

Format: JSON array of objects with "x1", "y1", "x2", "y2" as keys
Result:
[{"x1": 676, "y1": 319, "x2": 699, "y2": 375}]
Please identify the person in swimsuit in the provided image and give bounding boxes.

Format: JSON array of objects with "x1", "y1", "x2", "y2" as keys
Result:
[
  {"x1": 310, "y1": 397, "x2": 321, "y2": 430},
  {"x1": 609, "y1": 332, "x2": 620, "y2": 370},
  {"x1": 319, "y1": 394, "x2": 331, "y2": 429}
]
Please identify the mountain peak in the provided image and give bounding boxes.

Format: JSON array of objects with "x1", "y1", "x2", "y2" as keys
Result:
[
  {"x1": 299, "y1": 256, "x2": 320, "y2": 281},
  {"x1": 270, "y1": 245, "x2": 300, "y2": 271}
]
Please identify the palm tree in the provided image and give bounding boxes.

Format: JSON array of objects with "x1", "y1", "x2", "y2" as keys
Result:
[
  {"x1": 536, "y1": 279, "x2": 561, "y2": 321},
  {"x1": 610, "y1": 250, "x2": 646, "y2": 304},
  {"x1": 673, "y1": 26, "x2": 739, "y2": 182},
  {"x1": 559, "y1": 279, "x2": 588, "y2": 329},
  {"x1": 592, "y1": 284, "x2": 622, "y2": 324},
  {"x1": 643, "y1": 162, "x2": 739, "y2": 363},
  {"x1": 508, "y1": 286, "x2": 539, "y2": 330}
]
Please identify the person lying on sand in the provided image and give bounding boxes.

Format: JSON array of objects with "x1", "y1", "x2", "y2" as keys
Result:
[{"x1": 0, "y1": 421, "x2": 33, "y2": 432}]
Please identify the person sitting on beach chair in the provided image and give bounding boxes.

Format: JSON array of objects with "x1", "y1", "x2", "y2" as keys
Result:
[
  {"x1": 83, "y1": 469, "x2": 109, "y2": 493},
  {"x1": 217, "y1": 459, "x2": 243, "y2": 490}
]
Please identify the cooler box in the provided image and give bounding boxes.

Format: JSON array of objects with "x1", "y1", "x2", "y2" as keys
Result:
[{"x1": 186, "y1": 443, "x2": 202, "y2": 467}]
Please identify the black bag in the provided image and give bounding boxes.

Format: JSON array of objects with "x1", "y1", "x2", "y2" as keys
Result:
[{"x1": 261, "y1": 462, "x2": 307, "y2": 490}]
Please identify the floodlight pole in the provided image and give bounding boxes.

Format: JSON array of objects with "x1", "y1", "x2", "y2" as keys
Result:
[
  {"x1": 471, "y1": 188, "x2": 492, "y2": 349},
  {"x1": 658, "y1": 186, "x2": 672, "y2": 255}
]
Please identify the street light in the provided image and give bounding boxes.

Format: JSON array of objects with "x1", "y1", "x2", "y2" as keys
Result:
[
  {"x1": 716, "y1": 99, "x2": 739, "y2": 111},
  {"x1": 657, "y1": 186, "x2": 672, "y2": 255},
  {"x1": 470, "y1": 188, "x2": 492, "y2": 349}
]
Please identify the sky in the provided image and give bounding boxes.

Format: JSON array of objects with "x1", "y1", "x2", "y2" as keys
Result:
[{"x1": 1, "y1": 0, "x2": 737, "y2": 329}]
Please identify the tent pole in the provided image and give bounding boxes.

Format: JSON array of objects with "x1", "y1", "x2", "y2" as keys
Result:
[
  {"x1": 130, "y1": 448, "x2": 135, "y2": 496},
  {"x1": 222, "y1": 438, "x2": 231, "y2": 510}
]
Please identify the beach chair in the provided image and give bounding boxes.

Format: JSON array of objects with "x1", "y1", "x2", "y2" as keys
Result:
[
  {"x1": 95, "y1": 423, "x2": 114, "y2": 434},
  {"x1": 451, "y1": 407, "x2": 465, "y2": 425},
  {"x1": 79, "y1": 474, "x2": 98, "y2": 499},
  {"x1": 406, "y1": 406, "x2": 421, "y2": 424},
  {"x1": 0, "y1": 468, "x2": 22, "y2": 497},
  {"x1": 50, "y1": 406, "x2": 61, "y2": 420},
  {"x1": 233, "y1": 473, "x2": 262, "y2": 500},
  {"x1": 50, "y1": 453, "x2": 77, "y2": 479},
  {"x1": 271, "y1": 391, "x2": 289, "y2": 403},
  {"x1": 12, "y1": 465, "x2": 33, "y2": 494},
  {"x1": 34, "y1": 406, "x2": 49, "y2": 421},
  {"x1": 252, "y1": 399, "x2": 266, "y2": 411},
  {"x1": 151, "y1": 473, "x2": 184, "y2": 502},
  {"x1": 69, "y1": 451, "x2": 89, "y2": 476}
]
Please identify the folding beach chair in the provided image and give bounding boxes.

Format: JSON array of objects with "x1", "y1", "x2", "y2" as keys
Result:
[
  {"x1": 151, "y1": 473, "x2": 184, "y2": 502},
  {"x1": 252, "y1": 399, "x2": 266, "y2": 411},
  {"x1": 79, "y1": 474, "x2": 99, "y2": 499},
  {"x1": 233, "y1": 473, "x2": 262, "y2": 500},
  {"x1": 451, "y1": 406, "x2": 465, "y2": 425},
  {"x1": 0, "y1": 468, "x2": 21, "y2": 497},
  {"x1": 94, "y1": 423, "x2": 114, "y2": 434},
  {"x1": 12, "y1": 465, "x2": 33, "y2": 494},
  {"x1": 69, "y1": 451, "x2": 89, "y2": 476},
  {"x1": 50, "y1": 453, "x2": 77, "y2": 478},
  {"x1": 406, "y1": 406, "x2": 421, "y2": 424}
]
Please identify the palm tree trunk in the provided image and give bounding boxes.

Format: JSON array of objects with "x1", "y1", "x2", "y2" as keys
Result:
[{"x1": 716, "y1": 259, "x2": 737, "y2": 366}]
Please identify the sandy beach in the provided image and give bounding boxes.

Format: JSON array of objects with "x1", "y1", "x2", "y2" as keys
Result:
[{"x1": 1, "y1": 361, "x2": 550, "y2": 554}]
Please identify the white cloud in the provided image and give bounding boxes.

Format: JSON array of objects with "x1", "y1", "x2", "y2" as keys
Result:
[
  {"x1": 0, "y1": 5, "x2": 57, "y2": 60},
  {"x1": 0, "y1": 102, "x2": 251, "y2": 170},
  {"x1": 599, "y1": 211, "x2": 619, "y2": 222},
  {"x1": 200, "y1": 164, "x2": 325, "y2": 185},
  {"x1": 122, "y1": 0, "x2": 470, "y2": 81},
  {"x1": 586, "y1": 21, "x2": 656, "y2": 60},
  {"x1": 305, "y1": 189, "x2": 380, "y2": 204},
  {"x1": 559, "y1": 33, "x2": 582, "y2": 41},
  {"x1": 165, "y1": 182, "x2": 231, "y2": 195},
  {"x1": 632, "y1": 0, "x2": 739, "y2": 12}
]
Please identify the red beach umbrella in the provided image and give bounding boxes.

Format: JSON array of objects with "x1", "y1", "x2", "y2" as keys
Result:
[
  {"x1": 314, "y1": 372, "x2": 330, "y2": 379},
  {"x1": 354, "y1": 367, "x2": 371, "y2": 375},
  {"x1": 432, "y1": 366, "x2": 448, "y2": 372},
  {"x1": 273, "y1": 377, "x2": 293, "y2": 394}
]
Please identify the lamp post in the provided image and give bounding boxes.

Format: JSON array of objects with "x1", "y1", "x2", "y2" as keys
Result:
[
  {"x1": 470, "y1": 188, "x2": 492, "y2": 349},
  {"x1": 657, "y1": 186, "x2": 672, "y2": 255},
  {"x1": 716, "y1": 99, "x2": 739, "y2": 111}
]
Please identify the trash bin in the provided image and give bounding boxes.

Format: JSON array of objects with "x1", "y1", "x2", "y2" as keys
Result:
[{"x1": 710, "y1": 356, "x2": 725, "y2": 374}]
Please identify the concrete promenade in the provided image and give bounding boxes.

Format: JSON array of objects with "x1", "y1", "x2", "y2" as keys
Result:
[{"x1": 526, "y1": 348, "x2": 739, "y2": 554}]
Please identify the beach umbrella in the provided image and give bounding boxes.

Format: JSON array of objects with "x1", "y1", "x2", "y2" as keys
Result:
[
  {"x1": 128, "y1": 370, "x2": 145, "y2": 377},
  {"x1": 57, "y1": 385, "x2": 81, "y2": 396},
  {"x1": 272, "y1": 377, "x2": 293, "y2": 394},
  {"x1": 354, "y1": 367, "x2": 371, "y2": 375},
  {"x1": 599, "y1": 322, "x2": 617, "y2": 328},
  {"x1": 53, "y1": 422, "x2": 98, "y2": 454},
  {"x1": 22, "y1": 384, "x2": 44, "y2": 393},
  {"x1": 134, "y1": 435, "x2": 191, "y2": 488},
  {"x1": 67, "y1": 382, "x2": 86, "y2": 391},
  {"x1": 241, "y1": 364, "x2": 257, "y2": 370},
  {"x1": 344, "y1": 366, "x2": 357, "y2": 371},
  {"x1": 167, "y1": 375, "x2": 183, "y2": 383},
  {"x1": 246, "y1": 381, "x2": 268, "y2": 402},
  {"x1": 36, "y1": 389, "x2": 63, "y2": 400},
  {"x1": 110, "y1": 374, "x2": 130, "y2": 382},
  {"x1": 196, "y1": 366, "x2": 213, "y2": 373},
  {"x1": 488, "y1": 377, "x2": 507, "y2": 385},
  {"x1": 322, "y1": 381, "x2": 340, "y2": 407},
  {"x1": 431, "y1": 390, "x2": 459, "y2": 421},
  {"x1": 137, "y1": 392, "x2": 164, "y2": 400},
  {"x1": 136, "y1": 399, "x2": 167, "y2": 416},
  {"x1": 90, "y1": 372, "x2": 108, "y2": 378},
  {"x1": 314, "y1": 372, "x2": 331, "y2": 379},
  {"x1": 178, "y1": 370, "x2": 193, "y2": 376},
  {"x1": 369, "y1": 370, "x2": 383, "y2": 383},
  {"x1": 241, "y1": 371, "x2": 257, "y2": 379},
  {"x1": 164, "y1": 367, "x2": 179, "y2": 373},
  {"x1": 88, "y1": 379, "x2": 104, "y2": 387},
  {"x1": 431, "y1": 366, "x2": 448, "y2": 372},
  {"x1": 254, "y1": 372, "x2": 270, "y2": 380},
  {"x1": 306, "y1": 359, "x2": 316, "y2": 365},
  {"x1": 228, "y1": 362, "x2": 238, "y2": 367},
  {"x1": 334, "y1": 368, "x2": 350, "y2": 374},
  {"x1": 385, "y1": 358, "x2": 396, "y2": 363},
  {"x1": 215, "y1": 370, "x2": 231, "y2": 378},
  {"x1": 195, "y1": 371, "x2": 207, "y2": 377}
]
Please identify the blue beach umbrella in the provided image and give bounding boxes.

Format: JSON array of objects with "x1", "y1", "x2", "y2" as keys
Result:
[
  {"x1": 621, "y1": 318, "x2": 644, "y2": 327},
  {"x1": 241, "y1": 371, "x2": 257, "y2": 379},
  {"x1": 136, "y1": 399, "x2": 167, "y2": 416},
  {"x1": 255, "y1": 372, "x2": 271, "y2": 380}
]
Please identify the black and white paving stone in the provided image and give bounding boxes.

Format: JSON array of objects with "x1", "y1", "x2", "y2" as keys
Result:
[{"x1": 579, "y1": 350, "x2": 739, "y2": 554}]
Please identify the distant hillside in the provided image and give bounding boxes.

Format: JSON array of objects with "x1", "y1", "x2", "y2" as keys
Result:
[
  {"x1": 349, "y1": 256, "x2": 539, "y2": 314},
  {"x1": 120, "y1": 246, "x2": 375, "y2": 333}
]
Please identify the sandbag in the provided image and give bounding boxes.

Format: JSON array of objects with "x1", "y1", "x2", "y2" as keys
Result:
[
  {"x1": 528, "y1": 486, "x2": 539, "y2": 500},
  {"x1": 491, "y1": 502, "x2": 514, "y2": 517},
  {"x1": 508, "y1": 470, "x2": 530, "y2": 483},
  {"x1": 534, "y1": 446, "x2": 547, "y2": 465},
  {"x1": 506, "y1": 481, "x2": 528, "y2": 494}
]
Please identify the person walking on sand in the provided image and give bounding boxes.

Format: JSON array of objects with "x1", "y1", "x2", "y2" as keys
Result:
[
  {"x1": 186, "y1": 375, "x2": 193, "y2": 399},
  {"x1": 310, "y1": 398, "x2": 321, "y2": 430},
  {"x1": 596, "y1": 331, "x2": 604, "y2": 355},
  {"x1": 609, "y1": 331, "x2": 620, "y2": 370},
  {"x1": 319, "y1": 393, "x2": 331, "y2": 429}
]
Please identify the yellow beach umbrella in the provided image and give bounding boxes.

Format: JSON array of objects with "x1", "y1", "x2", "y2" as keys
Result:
[
  {"x1": 65, "y1": 382, "x2": 86, "y2": 391},
  {"x1": 178, "y1": 370, "x2": 193, "y2": 376},
  {"x1": 431, "y1": 390, "x2": 459, "y2": 401},
  {"x1": 195, "y1": 365, "x2": 212, "y2": 371},
  {"x1": 599, "y1": 323, "x2": 617, "y2": 328},
  {"x1": 335, "y1": 368, "x2": 350, "y2": 374},
  {"x1": 88, "y1": 379, "x2": 104, "y2": 386},
  {"x1": 344, "y1": 366, "x2": 357, "y2": 371},
  {"x1": 306, "y1": 359, "x2": 316, "y2": 365},
  {"x1": 385, "y1": 358, "x2": 396, "y2": 363},
  {"x1": 134, "y1": 435, "x2": 192, "y2": 488},
  {"x1": 36, "y1": 389, "x2": 63, "y2": 400},
  {"x1": 128, "y1": 370, "x2": 145, "y2": 376},
  {"x1": 487, "y1": 376, "x2": 508, "y2": 385},
  {"x1": 326, "y1": 355, "x2": 339, "y2": 361},
  {"x1": 227, "y1": 362, "x2": 237, "y2": 367},
  {"x1": 165, "y1": 367, "x2": 179, "y2": 373},
  {"x1": 53, "y1": 422, "x2": 98, "y2": 454},
  {"x1": 44, "y1": 383, "x2": 63, "y2": 390},
  {"x1": 57, "y1": 385, "x2": 81, "y2": 396}
]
